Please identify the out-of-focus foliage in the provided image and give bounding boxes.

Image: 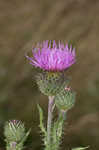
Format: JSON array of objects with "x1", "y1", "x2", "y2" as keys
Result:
[
  {"x1": 72, "y1": 147, "x2": 89, "y2": 150},
  {"x1": 0, "y1": 0, "x2": 99, "y2": 150}
]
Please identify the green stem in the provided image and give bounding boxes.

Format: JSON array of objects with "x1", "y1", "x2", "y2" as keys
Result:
[{"x1": 47, "y1": 96, "x2": 54, "y2": 146}]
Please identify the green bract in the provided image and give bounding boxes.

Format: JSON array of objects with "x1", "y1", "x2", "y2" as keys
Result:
[
  {"x1": 36, "y1": 71, "x2": 65, "y2": 96},
  {"x1": 55, "y1": 84, "x2": 76, "y2": 111},
  {"x1": 4, "y1": 120, "x2": 26, "y2": 142}
]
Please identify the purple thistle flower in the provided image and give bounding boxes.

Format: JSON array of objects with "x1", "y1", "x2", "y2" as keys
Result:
[{"x1": 26, "y1": 40, "x2": 76, "y2": 71}]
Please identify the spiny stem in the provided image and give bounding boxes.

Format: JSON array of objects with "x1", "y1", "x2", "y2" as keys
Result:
[{"x1": 47, "y1": 96, "x2": 54, "y2": 145}]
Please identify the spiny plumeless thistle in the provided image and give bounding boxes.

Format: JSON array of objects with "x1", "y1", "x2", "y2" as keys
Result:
[{"x1": 26, "y1": 40, "x2": 77, "y2": 150}]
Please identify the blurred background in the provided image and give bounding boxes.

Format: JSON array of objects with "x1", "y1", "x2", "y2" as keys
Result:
[{"x1": 0, "y1": 0, "x2": 99, "y2": 149}]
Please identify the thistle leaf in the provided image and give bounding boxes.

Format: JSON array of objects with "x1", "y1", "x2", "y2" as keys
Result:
[{"x1": 37, "y1": 104, "x2": 47, "y2": 136}]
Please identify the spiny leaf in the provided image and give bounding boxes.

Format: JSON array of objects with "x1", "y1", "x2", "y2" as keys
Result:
[
  {"x1": 20, "y1": 129, "x2": 31, "y2": 144},
  {"x1": 51, "y1": 112, "x2": 64, "y2": 150},
  {"x1": 37, "y1": 104, "x2": 47, "y2": 136}
]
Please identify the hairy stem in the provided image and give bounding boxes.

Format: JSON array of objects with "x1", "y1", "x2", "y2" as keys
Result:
[{"x1": 47, "y1": 96, "x2": 54, "y2": 146}]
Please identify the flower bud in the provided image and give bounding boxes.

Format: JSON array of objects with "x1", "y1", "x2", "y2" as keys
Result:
[
  {"x1": 4, "y1": 120, "x2": 26, "y2": 143},
  {"x1": 55, "y1": 85, "x2": 76, "y2": 111}
]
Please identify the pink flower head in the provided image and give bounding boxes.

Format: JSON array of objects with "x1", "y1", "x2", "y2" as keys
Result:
[{"x1": 26, "y1": 40, "x2": 76, "y2": 71}]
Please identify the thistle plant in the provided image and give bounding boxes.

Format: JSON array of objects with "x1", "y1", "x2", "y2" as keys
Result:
[
  {"x1": 4, "y1": 120, "x2": 30, "y2": 150},
  {"x1": 26, "y1": 40, "x2": 88, "y2": 150}
]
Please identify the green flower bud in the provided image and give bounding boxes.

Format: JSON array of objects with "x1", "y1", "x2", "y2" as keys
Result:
[
  {"x1": 55, "y1": 85, "x2": 76, "y2": 111},
  {"x1": 36, "y1": 71, "x2": 67, "y2": 96},
  {"x1": 4, "y1": 120, "x2": 26, "y2": 143}
]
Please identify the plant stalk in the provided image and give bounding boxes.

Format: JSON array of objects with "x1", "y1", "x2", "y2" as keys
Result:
[{"x1": 47, "y1": 96, "x2": 54, "y2": 146}]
